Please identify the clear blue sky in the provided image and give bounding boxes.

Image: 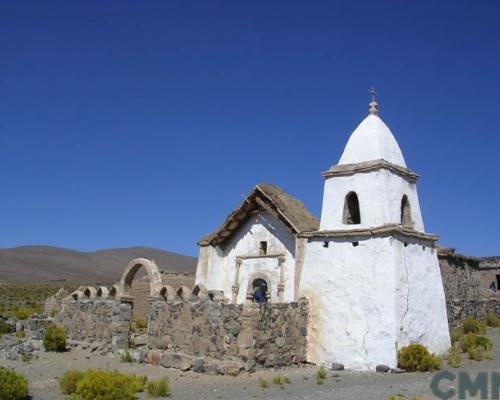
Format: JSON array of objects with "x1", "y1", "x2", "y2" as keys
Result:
[{"x1": 1, "y1": 1, "x2": 499, "y2": 257}]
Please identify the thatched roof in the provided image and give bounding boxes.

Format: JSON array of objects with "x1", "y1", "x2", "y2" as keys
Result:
[{"x1": 199, "y1": 183, "x2": 319, "y2": 247}]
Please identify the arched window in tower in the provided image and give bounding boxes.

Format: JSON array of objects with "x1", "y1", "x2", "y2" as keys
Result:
[
  {"x1": 401, "y1": 195, "x2": 413, "y2": 228},
  {"x1": 343, "y1": 192, "x2": 361, "y2": 224}
]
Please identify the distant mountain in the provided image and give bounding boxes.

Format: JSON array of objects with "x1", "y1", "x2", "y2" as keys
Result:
[{"x1": 0, "y1": 245, "x2": 197, "y2": 282}]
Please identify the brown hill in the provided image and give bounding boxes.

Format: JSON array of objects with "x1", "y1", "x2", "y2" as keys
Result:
[{"x1": 0, "y1": 245, "x2": 197, "y2": 283}]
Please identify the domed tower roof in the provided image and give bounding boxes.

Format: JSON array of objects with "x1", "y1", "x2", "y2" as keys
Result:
[{"x1": 338, "y1": 97, "x2": 406, "y2": 167}]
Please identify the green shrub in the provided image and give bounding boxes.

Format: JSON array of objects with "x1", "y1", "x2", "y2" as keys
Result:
[
  {"x1": 317, "y1": 366, "x2": 328, "y2": 379},
  {"x1": 486, "y1": 312, "x2": 500, "y2": 328},
  {"x1": 0, "y1": 368, "x2": 29, "y2": 400},
  {"x1": 71, "y1": 369, "x2": 145, "y2": 400},
  {"x1": 460, "y1": 333, "x2": 493, "y2": 361},
  {"x1": 146, "y1": 378, "x2": 171, "y2": 398},
  {"x1": 463, "y1": 317, "x2": 487, "y2": 335},
  {"x1": 131, "y1": 317, "x2": 147, "y2": 332},
  {"x1": 315, "y1": 366, "x2": 328, "y2": 384},
  {"x1": 43, "y1": 325, "x2": 66, "y2": 352},
  {"x1": 11, "y1": 307, "x2": 40, "y2": 320},
  {"x1": 129, "y1": 374, "x2": 147, "y2": 393},
  {"x1": 59, "y1": 370, "x2": 85, "y2": 395},
  {"x1": 397, "y1": 344, "x2": 443, "y2": 372},
  {"x1": 272, "y1": 375, "x2": 291, "y2": 385},
  {"x1": 450, "y1": 327, "x2": 464, "y2": 344},
  {"x1": 0, "y1": 320, "x2": 13, "y2": 335},
  {"x1": 468, "y1": 346, "x2": 492, "y2": 361},
  {"x1": 259, "y1": 378, "x2": 270, "y2": 389},
  {"x1": 15, "y1": 331, "x2": 26, "y2": 340},
  {"x1": 447, "y1": 344, "x2": 463, "y2": 368},
  {"x1": 49, "y1": 309, "x2": 57, "y2": 318},
  {"x1": 120, "y1": 348, "x2": 133, "y2": 363}
]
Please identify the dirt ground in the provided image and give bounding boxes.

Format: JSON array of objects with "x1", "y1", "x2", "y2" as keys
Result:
[{"x1": 3, "y1": 329, "x2": 500, "y2": 400}]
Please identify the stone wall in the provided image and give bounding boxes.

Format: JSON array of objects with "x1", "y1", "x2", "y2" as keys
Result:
[
  {"x1": 55, "y1": 298, "x2": 131, "y2": 351},
  {"x1": 439, "y1": 252, "x2": 482, "y2": 301},
  {"x1": 447, "y1": 299, "x2": 500, "y2": 327},
  {"x1": 44, "y1": 288, "x2": 69, "y2": 314},
  {"x1": 148, "y1": 298, "x2": 309, "y2": 368},
  {"x1": 439, "y1": 249, "x2": 500, "y2": 301},
  {"x1": 438, "y1": 248, "x2": 500, "y2": 326},
  {"x1": 50, "y1": 289, "x2": 308, "y2": 372},
  {"x1": 131, "y1": 273, "x2": 195, "y2": 319}
]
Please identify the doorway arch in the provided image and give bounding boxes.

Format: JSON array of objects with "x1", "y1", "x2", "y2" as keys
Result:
[
  {"x1": 245, "y1": 273, "x2": 272, "y2": 303},
  {"x1": 118, "y1": 258, "x2": 163, "y2": 299}
]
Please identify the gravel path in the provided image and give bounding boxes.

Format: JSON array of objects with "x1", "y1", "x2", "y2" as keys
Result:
[{"x1": 3, "y1": 329, "x2": 500, "y2": 400}]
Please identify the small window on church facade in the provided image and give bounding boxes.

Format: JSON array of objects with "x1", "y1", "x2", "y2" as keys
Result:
[
  {"x1": 401, "y1": 195, "x2": 413, "y2": 228},
  {"x1": 259, "y1": 241, "x2": 268, "y2": 255},
  {"x1": 343, "y1": 192, "x2": 361, "y2": 224}
]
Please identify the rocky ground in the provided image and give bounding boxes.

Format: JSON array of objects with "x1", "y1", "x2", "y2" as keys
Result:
[{"x1": 3, "y1": 329, "x2": 500, "y2": 400}]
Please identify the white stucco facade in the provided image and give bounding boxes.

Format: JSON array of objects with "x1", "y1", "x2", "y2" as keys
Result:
[
  {"x1": 299, "y1": 237, "x2": 400, "y2": 369},
  {"x1": 195, "y1": 211, "x2": 296, "y2": 304},
  {"x1": 299, "y1": 236, "x2": 450, "y2": 370},
  {"x1": 319, "y1": 169, "x2": 424, "y2": 231}
]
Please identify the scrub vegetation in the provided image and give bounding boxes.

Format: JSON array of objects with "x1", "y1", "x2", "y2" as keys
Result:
[{"x1": 397, "y1": 344, "x2": 443, "y2": 372}]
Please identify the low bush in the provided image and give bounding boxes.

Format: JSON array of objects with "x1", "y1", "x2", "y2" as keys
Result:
[
  {"x1": 397, "y1": 344, "x2": 443, "y2": 372},
  {"x1": 0, "y1": 320, "x2": 13, "y2": 335},
  {"x1": 0, "y1": 368, "x2": 29, "y2": 400},
  {"x1": 11, "y1": 306, "x2": 40, "y2": 320},
  {"x1": 146, "y1": 377, "x2": 171, "y2": 398},
  {"x1": 463, "y1": 317, "x2": 487, "y2": 335},
  {"x1": 447, "y1": 344, "x2": 463, "y2": 368},
  {"x1": 486, "y1": 312, "x2": 500, "y2": 328},
  {"x1": 460, "y1": 333, "x2": 493, "y2": 361},
  {"x1": 131, "y1": 317, "x2": 147, "y2": 332},
  {"x1": 316, "y1": 366, "x2": 328, "y2": 384},
  {"x1": 120, "y1": 348, "x2": 133, "y2": 363},
  {"x1": 70, "y1": 369, "x2": 145, "y2": 400},
  {"x1": 59, "y1": 370, "x2": 85, "y2": 395},
  {"x1": 49, "y1": 309, "x2": 57, "y2": 318},
  {"x1": 450, "y1": 327, "x2": 464, "y2": 344},
  {"x1": 259, "y1": 378, "x2": 270, "y2": 389},
  {"x1": 15, "y1": 331, "x2": 26, "y2": 340},
  {"x1": 272, "y1": 375, "x2": 291, "y2": 385},
  {"x1": 43, "y1": 325, "x2": 66, "y2": 352}
]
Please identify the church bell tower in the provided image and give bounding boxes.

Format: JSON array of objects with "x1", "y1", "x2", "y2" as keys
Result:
[{"x1": 298, "y1": 89, "x2": 451, "y2": 370}]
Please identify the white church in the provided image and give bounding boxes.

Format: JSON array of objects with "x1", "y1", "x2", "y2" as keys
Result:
[{"x1": 195, "y1": 94, "x2": 451, "y2": 370}]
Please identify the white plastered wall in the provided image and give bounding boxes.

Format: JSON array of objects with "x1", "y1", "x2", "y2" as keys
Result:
[
  {"x1": 299, "y1": 235, "x2": 451, "y2": 370},
  {"x1": 393, "y1": 240, "x2": 451, "y2": 354},
  {"x1": 320, "y1": 169, "x2": 424, "y2": 231},
  {"x1": 195, "y1": 211, "x2": 296, "y2": 303},
  {"x1": 299, "y1": 237, "x2": 398, "y2": 370}
]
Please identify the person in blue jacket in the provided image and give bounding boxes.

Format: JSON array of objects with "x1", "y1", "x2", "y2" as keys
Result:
[{"x1": 253, "y1": 282, "x2": 268, "y2": 304}]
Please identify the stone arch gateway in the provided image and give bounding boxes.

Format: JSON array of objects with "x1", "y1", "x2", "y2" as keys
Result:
[{"x1": 118, "y1": 258, "x2": 163, "y2": 301}]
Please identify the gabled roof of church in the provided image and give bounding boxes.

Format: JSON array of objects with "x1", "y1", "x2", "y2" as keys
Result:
[{"x1": 198, "y1": 183, "x2": 319, "y2": 246}]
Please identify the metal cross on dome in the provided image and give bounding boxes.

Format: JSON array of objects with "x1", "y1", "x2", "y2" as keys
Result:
[{"x1": 368, "y1": 86, "x2": 379, "y2": 115}]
